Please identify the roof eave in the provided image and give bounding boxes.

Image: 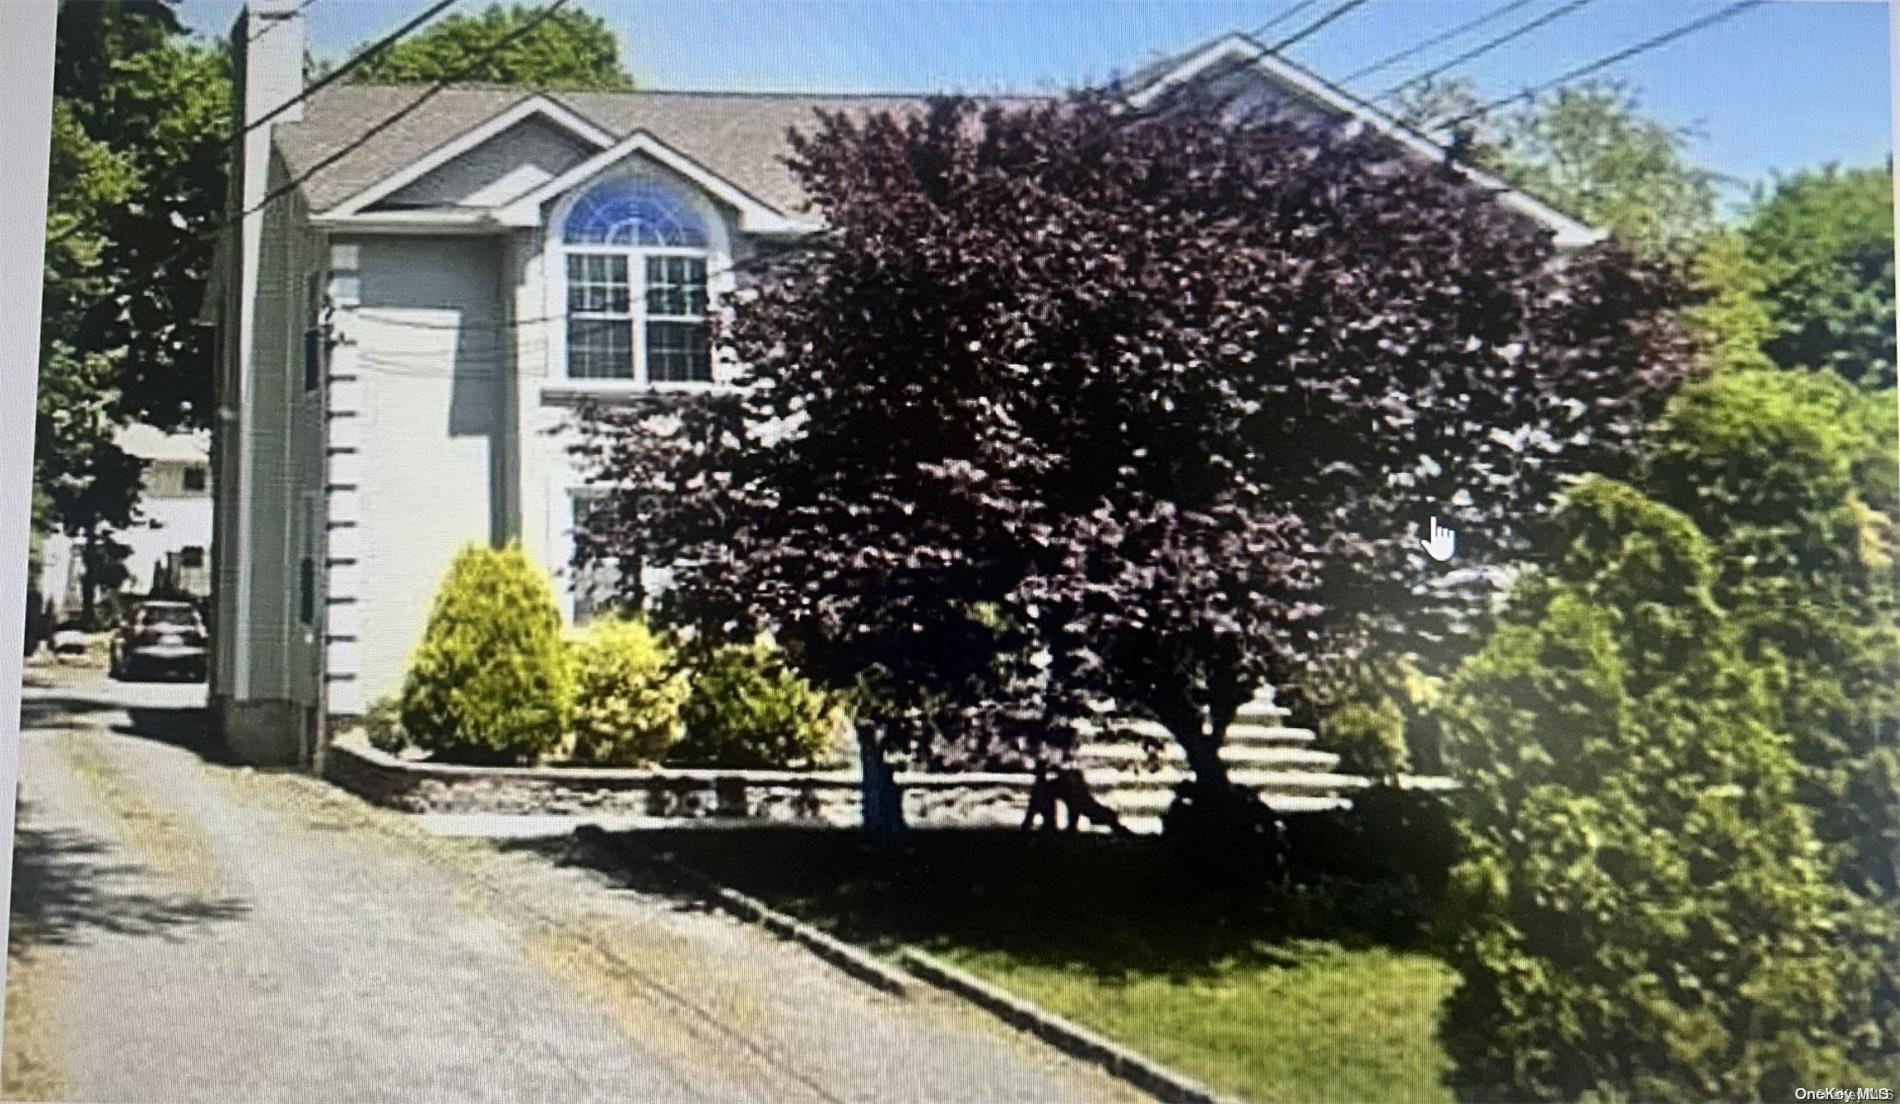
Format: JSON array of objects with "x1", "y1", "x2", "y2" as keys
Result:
[{"x1": 1130, "y1": 33, "x2": 1605, "y2": 248}]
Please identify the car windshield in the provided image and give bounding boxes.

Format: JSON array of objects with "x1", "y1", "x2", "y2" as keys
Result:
[{"x1": 140, "y1": 607, "x2": 198, "y2": 628}]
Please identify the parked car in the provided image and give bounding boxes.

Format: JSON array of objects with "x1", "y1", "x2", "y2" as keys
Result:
[
  {"x1": 49, "y1": 622, "x2": 90, "y2": 656},
  {"x1": 109, "y1": 601, "x2": 209, "y2": 682}
]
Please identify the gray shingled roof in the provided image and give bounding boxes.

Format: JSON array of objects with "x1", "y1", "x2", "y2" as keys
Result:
[{"x1": 274, "y1": 84, "x2": 946, "y2": 215}]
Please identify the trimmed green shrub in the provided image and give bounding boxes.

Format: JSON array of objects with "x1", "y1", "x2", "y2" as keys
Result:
[
  {"x1": 1318, "y1": 696, "x2": 1409, "y2": 779},
  {"x1": 400, "y1": 543, "x2": 573, "y2": 765},
  {"x1": 362, "y1": 694, "x2": 406, "y2": 754},
  {"x1": 1292, "y1": 653, "x2": 1454, "y2": 780},
  {"x1": 671, "y1": 642, "x2": 839, "y2": 769},
  {"x1": 1436, "y1": 477, "x2": 1886, "y2": 1100},
  {"x1": 568, "y1": 616, "x2": 686, "y2": 766}
]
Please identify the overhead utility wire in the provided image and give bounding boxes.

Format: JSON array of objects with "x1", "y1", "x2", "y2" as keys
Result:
[
  {"x1": 249, "y1": 0, "x2": 574, "y2": 216},
  {"x1": 245, "y1": 0, "x2": 461, "y2": 134},
  {"x1": 1118, "y1": 0, "x2": 1365, "y2": 122},
  {"x1": 1255, "y1": 0, "x2": 1321, "y2": 35},
  {"x1": 1265, "y1": 0, "x2": 1369, "y2": 53},
  {"x1": 60, "y1": 0, "x2": 547, "y2": 330},
  {"x1": 1377, "y1": 0, "x2": 1598, "y2": 102},
  {"x1": 1440, "y1": 0, "x2": 1767, "y2": 127},
  {"x1": 1338, "y1": 0, "x2": 1539, "y2": 84},
  {"x1": 247, "y1": 0, "x2": 324, "y2": 43}
]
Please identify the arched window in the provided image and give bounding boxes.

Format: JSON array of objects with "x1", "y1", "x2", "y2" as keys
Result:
[{"x1": 560, "y1": 179, "x2": 712, "y2": 383}]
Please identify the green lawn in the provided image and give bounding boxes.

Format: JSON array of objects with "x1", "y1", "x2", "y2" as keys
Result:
[{"x1": 625, "y1": 827, "x2": 1457, "y2": 1104}]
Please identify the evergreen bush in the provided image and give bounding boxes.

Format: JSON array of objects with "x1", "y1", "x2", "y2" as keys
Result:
[
  {"x1": 362, "y1": 694, "x2": 406, "y2": 755},
  {"x1": 1436, "y1": 477, "x2": 1885, "y2": 1099},
  {"x1": 1645, "y1": 370, "x2": 1900, "y2": 900},
  {"x1": 670, "y1": 642, "x2": 839, "y2": 769},
  {"x1": 399, "y1": 544, "x2": 573, "y2": 765},
  {"x1": 567, "y1": 616, "x2": 686, "y2": 766}
]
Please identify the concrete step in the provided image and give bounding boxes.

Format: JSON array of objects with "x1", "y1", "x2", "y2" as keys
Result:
[
  {"x1": 1102, "y1": 785, "x2": 1358, "y2": 815},
  {"x1": 1084, "y1": 764, "x2": 1358, "y2": 790},
  {"x1": 1101, "y1": 718, "x2": 1315, "y2": 745},
  {"x1": 1224, "y1": 723, "x2": 1317, "y2": 746},
  {"x1": 1076, "y1": 743, "x2": 1341, "y2": 771}
]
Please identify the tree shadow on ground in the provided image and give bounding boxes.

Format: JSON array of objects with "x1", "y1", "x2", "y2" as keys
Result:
[
  {"x1": 542, "y1": 824, "x2": 1415, "y2": 984},
  {"x1": 16, "y1": 693, "x2": 227, "y2": 765},
  {"x1": 113, "y1": 706, "x2": 226, "y2": 763},
  {"x1": 7, "y1": 810, "x2": 250, "y2": 954},
  {"x1": 494, "y1": 833, "x2": 736, "y2": 922},
  {"x1": 15, "y1": 697, "x2": 120, "y2": 733}
]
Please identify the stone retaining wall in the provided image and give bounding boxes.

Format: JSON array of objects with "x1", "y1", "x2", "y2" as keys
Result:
[{"x1": 322, "y1": 741, "x2": 1035, "y2": 827}]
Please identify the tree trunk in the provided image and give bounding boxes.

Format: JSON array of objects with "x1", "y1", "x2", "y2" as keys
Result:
[
  {"x1": 1156, "y1": 696, "x2": 1234, "y2": 794},
  {"x1": 1178, "y1": 727, "x2": 1231, "y2": 791},
  {"x1": 79, "y1": 529, "x2": 98, "y2": 628},
  {"x1": 856, "y1": 721, "x2": 906, "y2": 848}
]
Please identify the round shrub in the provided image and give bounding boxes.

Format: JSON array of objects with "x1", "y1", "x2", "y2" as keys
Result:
[
  {"x1": 362, "y1": 694, "x2": 406, "y2": 754},
  {"x1": 671, "y1": 642, "x2": 839, "y2": 769},
  {"x1": 400, "y1": 543, "x2": 573, "y2": 765},
  {"x1": 568, "y1": 616, "x2": 687, "y2": 766}
]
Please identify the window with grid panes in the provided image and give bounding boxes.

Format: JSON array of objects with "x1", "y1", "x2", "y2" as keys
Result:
[{"x1": 561, "y1": 180, "x2": 712, "y2": 384}]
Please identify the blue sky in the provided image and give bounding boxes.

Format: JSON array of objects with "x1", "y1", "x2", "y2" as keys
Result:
[{"x1": 180, "y1": 0, "x2": 1893, "y2": 203}]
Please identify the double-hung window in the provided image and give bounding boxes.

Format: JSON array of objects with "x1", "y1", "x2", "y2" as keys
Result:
[{"x1": 562, "y1": 180, "x2": 712, "y2": 385}]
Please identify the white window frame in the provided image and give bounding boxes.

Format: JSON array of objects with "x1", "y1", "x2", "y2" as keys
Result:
[{"x1": 544, "y1": 170, "x2": 737, "y2": 395}]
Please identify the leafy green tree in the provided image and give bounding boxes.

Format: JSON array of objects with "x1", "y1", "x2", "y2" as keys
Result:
[
  {"x1": 1740, "y1": 164, "x2": 1896, "y2": 386},
  {"x1": 401, "y1": 544, "x2": 574, "y2": 765},
  {"x1": 349, "y1": 4, "x2": 634, "y2": 90},
  {"x1": 39, "y1": 97, "x2": 144, "y2": 624},
  {"x1": 52, "y1": 2, "x2": 230, "y2": 430},
  {"x1": 1400, "y1": 79, "x2": 1720, "y2": 255},
  {"x1": 1437, "y1": 477, "x2": 1888, "y2": 1099}
]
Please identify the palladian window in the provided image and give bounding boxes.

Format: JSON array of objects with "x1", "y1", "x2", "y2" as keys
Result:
[{"x1": 561, "y1": 179, "x2": 712, "y2": 384}]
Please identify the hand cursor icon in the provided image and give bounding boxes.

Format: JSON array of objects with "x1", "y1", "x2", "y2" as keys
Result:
[{"x1": 1421, "y1": 517, "x2": 1456, "y2": 562}]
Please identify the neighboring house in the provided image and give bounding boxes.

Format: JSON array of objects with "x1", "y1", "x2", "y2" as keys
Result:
[
  {"x1": 206, "y1": 0, "x2": 1595, "y2": 765},
  {"x1": 37, "y1": 424, "x2": 213, "y2": 621}
]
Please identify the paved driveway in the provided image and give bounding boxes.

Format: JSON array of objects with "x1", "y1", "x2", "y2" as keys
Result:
[{"x1": 5, "y1": 667, "x2": 1134, "y2": 1104}]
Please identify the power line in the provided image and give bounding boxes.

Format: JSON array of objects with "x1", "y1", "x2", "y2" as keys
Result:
[
  {"x1": 246, "y1": 0, "x2": 575, "y2": 217},
  {"x1": 247, "y1": 0, "x2": 324, "y2": 44},
  {"x1": 1117, "y1": 4, "x2": 1364, "y2": 124},
  {"x1": 1442, "y1": 0, "x2": 1767, "y2": 128},
  {"x1": 245, "y1": 0, "x2": 460, "y2": 135},
  {"x1": 58, "y1": 0, "x2": 553, "y2": 339},
  {"x1": 1338, "y1": 0, "x2": 1539, "y2": 85},
  {"x1": 1377, "y1": 0, "x2": 1599, "y2": 103},
  {"x1": 1265, "y1": 0, "x2": 1369, "y2": 53},
  {"x1": 1256, "y1": 1, "x2": 1321, "y2": 35}
]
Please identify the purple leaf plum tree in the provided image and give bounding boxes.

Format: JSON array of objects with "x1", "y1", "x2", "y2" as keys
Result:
[{"x1": 573, "y1": 94, "x2": 1694, "y2": 843}]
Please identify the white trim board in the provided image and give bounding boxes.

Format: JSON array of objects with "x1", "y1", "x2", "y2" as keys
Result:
[
  {"x1": 319, "y1": 96, "x2": 616, "y2": 219},
  {"x1": 1129, "y1": 33, "x2": 1603, "y2": 249},
  {"x1": 495, "y1": 129, "x2": 817, "y2": 236}
]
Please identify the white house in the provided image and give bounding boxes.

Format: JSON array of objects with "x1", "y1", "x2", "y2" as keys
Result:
[
  {"x1": 38, "y1": 424, "x2": 213, "y2": 620},
  {"x1": 206, "y1": 0, "x2": 1595, "y2": 765}
]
